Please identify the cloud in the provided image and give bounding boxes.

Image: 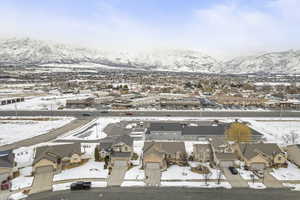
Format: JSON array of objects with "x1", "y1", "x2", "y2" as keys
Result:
[
  {"x1": 182, "y1": 0, "x2": 300, "y2": 59},
  {"x1": 0, "y1": 0, "x2": 300, "y2": 59}
]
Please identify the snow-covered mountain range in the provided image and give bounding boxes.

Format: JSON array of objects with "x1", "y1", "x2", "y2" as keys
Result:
[{"x1": 1, "y1": 38, "x2": 300, "y2": 74}]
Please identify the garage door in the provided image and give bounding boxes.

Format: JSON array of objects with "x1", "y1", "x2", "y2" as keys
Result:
[
  {"x1": 114, "y1": 160, "x2": 127, "y2": 167},
  {"x1": 35, "y1": 166, "x2": 53, "y2": 174},
  {"x1": 251, "y1": 163, "x2": 265, "y2": 170},
  {"x1": 146, "y1": 162, "x2": 160, "y2": 169},
  {"x1": 220, "y1": 161, "x2": 234, "y2": 168}
]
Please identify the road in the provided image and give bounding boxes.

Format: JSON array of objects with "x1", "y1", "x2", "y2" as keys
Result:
[
  {"x1": 1, "y1": 110, "x2": 300, "y2": 118},
  {"x1": 27, "y1": 187, "x2": 299, "y2": 200},
  {"x1": 0, "y1": 118, "x2": 94, "y2": 151}
]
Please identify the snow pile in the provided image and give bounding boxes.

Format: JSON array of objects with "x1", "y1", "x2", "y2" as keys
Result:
[
  {"x1": 124, "y1": 166, "x2": 145, "y2": 180},
  {"x1": 8, "y1": 192, "x2": 28, "y2": 200},
  {"x1": 248, "y1": 182, "x2": 266, "y2": 189},
  {"x1": 160, "y1": 181, "x2": 232, "y2": 188},
  {"x1": 237, "y1": 168, "x2": 258, "y2": 180},
  {"x1": 270, "y1": 162, "x2": 300, "y2": 181},
  {"x1": 11, "y1": 176, "x2": 33, "y2": 191},
  {"x1": 283, "y1": 183, "x2": 300, "y2": 191},
  {"x1": 53, "y1": 160, "x2": 108, "y2": 181},
  {"x1": 121, "y1": 181, "x2": 146, "y2": 187},
  {"x1": 0, "y1": 117, "x2": 74, "y2": 145},
  {"x1": 13, "y1": 147, "x2": 34, "y2": 168}
]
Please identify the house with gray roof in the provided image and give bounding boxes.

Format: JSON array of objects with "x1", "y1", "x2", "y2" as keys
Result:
[
  {"x1": 33, "y1": 143, "x2": 82, "y2": 173},
  {"x1": 143, "y1": 141, "x2": 187, "y2": 170},
  {"x1": 234, "y1": 143, "x2": 287, "y2": 170},
  {"x1": 98, "y1": 135, "x2": 133, "y2": 168},
  {"x1": 0, "y1": 150, "x2": 15, "y2": 182},
  {"x1": 145, "y1": 121, "x2": 262, "y2": 141}
]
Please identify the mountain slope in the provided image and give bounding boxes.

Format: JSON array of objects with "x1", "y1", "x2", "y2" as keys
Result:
[
  {"x1": 0, "y1": 38, "x2": 223, "y2": 73},
  {"x1": 224, "y1": 50, "x2": 300, "y2": 74}
]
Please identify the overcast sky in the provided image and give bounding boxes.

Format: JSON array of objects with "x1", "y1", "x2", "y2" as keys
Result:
[{"x1": 1, "y1": 0, "x2": 300, "y2": 59}]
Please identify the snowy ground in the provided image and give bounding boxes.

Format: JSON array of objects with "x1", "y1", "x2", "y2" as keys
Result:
[
  {"x1": 270, "y1": 162, "x2": 300, "y2": 181},
  {"x1": 0, "y1": 93, "x2": 92, "y2": 110},
  {"x1": 0, "y1": 117, "x2": 74, "y2": 146},
  {"x1": 283, "y1": 183, "x2": 300, "y2": 191},
  {"x1": 248, "y1": 119, "x2": 300, "y2": 144},
  {"x1": 121, "y1": 181, "x2": 146, "y2": 187},
  {"x1": 124, "y1": 166, "x2": 145, "y2": 180},
  {"x1": 11, "y1": 176, "x2": 34, "y2": 191},
  {"x1": 248, "y1": 182, "x2": 266, "y2": 189},
  {"x1": 162, "y1": 164, "x2": 224, "y2": 180},
  {"x1": 160, "y1": 181, "x2": 231, "y2": 189},
  {"x1": 237, "y1": 168, "x2": 258, "y2": 180},
  {"x1": 8, "y1": 192, "x2": 28, "y2": 200},
  {"x1": 53, "y1": 160, "x2": 108, "y2": 181}
]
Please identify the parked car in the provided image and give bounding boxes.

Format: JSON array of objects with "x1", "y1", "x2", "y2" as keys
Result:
[
  {"x1": 1, "y1": 180, "x2": 11, "y2": 190},
  {"x1": 125, "y1": 112, "x2": 133, "y2": 116},
  {"x1": 70, "y1": 181, "x2": 91, "y2": 190},
  {"x1": 228, "y1": 166, "x2": 238, "y2": 175},
  {"x1": 82, "y1": 113, "x2": 91, "y2": 117},
  {"x1": 100, "y1": 110, "x2": 109, "y2": 114}
]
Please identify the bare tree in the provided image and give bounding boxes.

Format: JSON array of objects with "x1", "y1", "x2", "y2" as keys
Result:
[
  {"x1": 204, "y1": 172, "x2": 212, "y2": 185},
  {"x1": 282, "y1": 130, "x2": 299, "y2": 145}
]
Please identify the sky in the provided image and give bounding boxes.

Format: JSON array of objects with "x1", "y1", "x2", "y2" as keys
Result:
[{"x1": 1, "y1": 0, "x2": 300, "y2": 59}]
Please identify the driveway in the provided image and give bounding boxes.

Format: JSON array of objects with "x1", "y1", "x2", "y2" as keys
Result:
[
  {"x1": 145, "y1": 163, "x2": 161, "y2": 186},
  {"x1": 30, "y1": 166, "x2": 54, "y2": 194},
  {"x1": 263, "y1": 173, "x2": 283, "y2": 188},
  {"x1": 107, "y1": 164, "x2": 127, "y2": 186},
  {"x1": 223, "y1": 168, "x2": 248, "y2": 188}
]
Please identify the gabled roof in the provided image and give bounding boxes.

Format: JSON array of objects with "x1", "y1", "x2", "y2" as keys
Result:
[
  {"x1": 0, "y1": 150, "x2": 14, "y2": 168},
  {"x1": 238, "y1": 143, "x2": 283, "y2": 160},
  {"x1": 182, "y1": 126, "x2": 226, "y2": 136},
  {"x1": 99, "y1": 135, "x2": 133, "y2": 150},
  {"x1": 33, "y1": 143, "x2": 81, "y2": 165},
  {"x1": 143, "y1": 141, "x2": 186, "y2": 155}
]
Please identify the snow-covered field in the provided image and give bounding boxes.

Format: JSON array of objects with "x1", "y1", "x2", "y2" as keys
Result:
[
  {"x1": 124, "y1": 166, "x2": 145, "y2": 180},
  {"x1": 248, "y1": 119, "x2": 300, "y2": 144},
  {"x1": 160, "y1": 181, "x2": 231, "y2": 188},
  {"x1": 270, "y1": 162, "x2": 300, "y2": 181},
  {"x1": 0, "y1": 117, "x2": 74, "y2": 145},
  {"x1": 161, "y1": 164, "x2": 224, "y2": 180},
  {"x1": 248, "y1": 182, "x2": 266, "y2": 189},
  {"x1": 0, "y1": 93, "x2": 92, "y2": 110},
  {"x1": 53, "y1": 160, "x2": 108, "y2": 181}
]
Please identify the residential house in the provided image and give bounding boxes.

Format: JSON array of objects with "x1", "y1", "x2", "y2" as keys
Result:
[
  {"x1": 143, "y1": 141, "x2": 187, "y2": 171},
  {"x1": 210, "y1": 137, "x2": 237, "y2": 167},
  {"x1": 286, "y1": 144, "x2": 300, "y2": 167},
  {"x1": 234, "y1": 143, "x2": 287, "y2": 170},
  {"x1": 193, "y1": 144, "x2": 212, "y2": 163},
  {"x1": 0, "y1": 150, "x2": 15, "y2": 182},
  {"x1": 98, "y1": 135, "x2": 133, "y2": 168},
  {"x1": 33, "y1": 143, "x2": 82, "y2": 173}
]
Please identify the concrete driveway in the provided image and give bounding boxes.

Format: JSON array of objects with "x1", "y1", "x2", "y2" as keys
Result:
[
  {"x1": 223, "y1": 168, "x2": 248, "y2": 188},
  {"x1": 263, "y1": 173, "x2": 283, "y2": 188},
  {"x1": 30, "y1": 166, "x2": 54, "y2": 194},
  {"x1": 145, "y1": 164, "x2": 161, "y2": 186},
  {"x1": 108, "y1": 166, "x2": 127, "y2": 186}
]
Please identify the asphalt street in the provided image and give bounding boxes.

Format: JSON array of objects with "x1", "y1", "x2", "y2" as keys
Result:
[
  {"x1": 27, "y1": 187, "x2": 299, "y2": 200},
  {"x1": 1, "y1": 110, "x2": 300, "y2": 118}
]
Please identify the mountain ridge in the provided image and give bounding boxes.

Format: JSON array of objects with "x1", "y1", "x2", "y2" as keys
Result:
[{"x1": 1, "y1": 37, "x2": 300, "y2": 74}]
